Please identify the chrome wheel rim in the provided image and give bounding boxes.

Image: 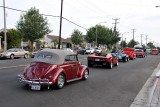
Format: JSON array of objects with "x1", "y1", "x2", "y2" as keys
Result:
[
  {"x1": 57, "y1": 75, "x2": 65, "y2": 88},
  {"x1": 11, "y1": 55, "x2": 14, "y2": 59},
  {"x1": 110, "y1": 62, "x2": 113, "y2": 68},
  {"x1": 84, "y1": 70, "x2": 89, "y2": 79}
]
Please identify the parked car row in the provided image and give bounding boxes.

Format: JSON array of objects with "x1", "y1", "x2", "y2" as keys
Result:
[{"x1": 77, "y1": 47, "x2": 102, "y2": 55}]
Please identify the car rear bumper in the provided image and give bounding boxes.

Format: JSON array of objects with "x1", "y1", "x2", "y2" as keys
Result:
[{"x1": 17, "y1": 74, "x2": 52, "y2": 85}]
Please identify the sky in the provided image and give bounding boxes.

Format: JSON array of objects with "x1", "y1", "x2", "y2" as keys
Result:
[{"x1": 0, "y1": 0, "x2": 160, "y2": 46}]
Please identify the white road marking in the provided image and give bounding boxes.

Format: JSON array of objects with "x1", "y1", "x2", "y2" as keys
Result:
[{"x1": 0, "y1": 65, "x2": 27, "y2": 69}]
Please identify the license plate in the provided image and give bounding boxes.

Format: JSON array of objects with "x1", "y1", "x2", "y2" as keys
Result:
[
  {"x1": 95, "y1": 59, "x2": 100, "y2": 61},
  {"x1": 31, "y1": 85, "x2": 41, "y2": 90}
]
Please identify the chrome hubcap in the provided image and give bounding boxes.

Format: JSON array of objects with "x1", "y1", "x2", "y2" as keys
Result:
[
  {"x1": 84, "y1": 71, "x2": 89, "y2": 79},
  {"x1": 58, "y1": 75, "x2": 65, "y2": 87}
]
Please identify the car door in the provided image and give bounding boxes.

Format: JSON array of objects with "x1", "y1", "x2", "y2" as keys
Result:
[
  {"x1": 64, "y1": 55, "x2": 79, "y2": 80},
  {"x1": 69, "y1": 55, "x2": 79, "y2": 79},
  {"x1": 111, "y1": 53, "x2": 118, "y2": 64}
]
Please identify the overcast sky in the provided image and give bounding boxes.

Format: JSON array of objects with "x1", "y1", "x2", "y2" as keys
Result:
[{"x1": 0, "y1": 0, "x2": 160, "y2": 46}]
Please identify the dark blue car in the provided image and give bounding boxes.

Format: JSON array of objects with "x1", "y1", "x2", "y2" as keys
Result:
[{"x1": 113, "y1": 52, "x2": 129, "y2": 62}]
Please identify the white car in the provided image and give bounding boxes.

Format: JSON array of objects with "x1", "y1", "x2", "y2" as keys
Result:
[
  {"x1": 94, "y1": 48, "x2": 102, "y2": 53},
  {"x1": 0, "y1": 48, "x2": 29, "y2": 59},
  {"x1": 86, "y1": 48, "x2": 95, "y2": 54}
]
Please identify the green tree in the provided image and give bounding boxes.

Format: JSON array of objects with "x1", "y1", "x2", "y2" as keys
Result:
[
  {"x1": 0, "y1": 29, "x2": 22, "y2": 49},
  {"x1": 127, "y1": 39, "x2": 138, "y2": 48},
  {"x1": 120, "y1": 40, "x2": 127, "y2": 48},
  {"x1": 7, "y1": 29, "x2": 22, "y2": 49},
  {"x1": 86, "y1": 25, "x2": 112, "y2": 47},
  {"x1": 16, "y1": 7, "x2": 51, "y2": 51},
  {"x1": 111, "y1": 30, "x2": 121, "y2": 45},
  {"x1": 86, "y1": 25, "x2": 120, "y2": 47},
  {"x1": 51, "y1": 39, "x2": 59, "y2": 48},
  {"x1": 147, "y1": 42, "x2": 155, "y2": 48},
  {"x1": 71, "y1": 29, "x2": 83, "y2": 45}
]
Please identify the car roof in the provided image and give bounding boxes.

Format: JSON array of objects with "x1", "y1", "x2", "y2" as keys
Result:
[{"x1": 32, "y1": 48, "x2": 76, "y2": 64}]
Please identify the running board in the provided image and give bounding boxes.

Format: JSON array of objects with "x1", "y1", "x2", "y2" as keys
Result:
[{"x1": 67, "y1": 78, "x2": 81, "y2": 83}]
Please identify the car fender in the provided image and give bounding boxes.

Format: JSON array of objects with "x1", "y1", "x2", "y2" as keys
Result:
[
  {"x1": 50, "y1": 67, "x2": 66, "y2": 84},
  {"x1": 79, "y1": 65, "x2": 89, "y2": 79}
]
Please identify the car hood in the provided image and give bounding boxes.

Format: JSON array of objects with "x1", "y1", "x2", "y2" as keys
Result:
[{"x1": 24, "y1": 62, "x2": 57, "y2": 80}]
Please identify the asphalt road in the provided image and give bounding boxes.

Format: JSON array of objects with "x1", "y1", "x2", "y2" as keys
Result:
[{"x1": 0, "y1": 55, "x2": 160, "y2": 107}]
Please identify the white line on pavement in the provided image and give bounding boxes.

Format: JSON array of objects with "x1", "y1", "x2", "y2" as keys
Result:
[{"x1": 0, "y1": 65, "x2": 27, "y2": 69}]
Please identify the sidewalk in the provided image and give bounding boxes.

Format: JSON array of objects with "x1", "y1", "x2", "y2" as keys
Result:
[{"x1": 130, "y1": 62, "x2": 160, "y2": 107}]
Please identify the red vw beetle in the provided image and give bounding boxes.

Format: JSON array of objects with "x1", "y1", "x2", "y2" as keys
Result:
[
  {"x1": 87, "y1": 53, "x2": 118, "y2": 69},
  {"x1": 17, "y1": 49, "x2": 89, "y2": 90}
]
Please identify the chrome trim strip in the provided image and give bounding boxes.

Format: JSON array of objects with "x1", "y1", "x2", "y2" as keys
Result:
[
  {"x1": 17, "y1": 74, "x2": 52, "y2": 85},
  {"x1": 67, "y1": 77, "x2": 81, "y2": 83}
]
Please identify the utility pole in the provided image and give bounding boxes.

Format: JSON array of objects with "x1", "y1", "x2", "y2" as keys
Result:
[
  {"x1": 112, "y1": 18, "x2": 120, "y2": 34},
  {"x1": 58, "y1": 0, "x2": 63, "y2": 49},
  {"x1": 131, "y1": 29, "x2": 136, "y2": 41},
  {"x1": 145, "y1": 35, "x2": 148, "y2": 47},
  {"x1": 112, "y1": 18, "x2": 120, "y2": 48},
  {"x1": 3, "y1": 0, "x2": 7, "y2": 51},
  {"x1": 140, "y1": 34, "x2": 143, "y2": 46}
]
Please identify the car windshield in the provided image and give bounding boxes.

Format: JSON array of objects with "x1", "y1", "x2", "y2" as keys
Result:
[
  {"x1": 6, "y1": 49, "x2": 16, "y2": 52},
  {"x1": 135, "y1": 50, "x2": 143, "y2": 52}
]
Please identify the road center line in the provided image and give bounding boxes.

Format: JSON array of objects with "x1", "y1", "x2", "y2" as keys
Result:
[{"x1": 0, "y1": 65, "x2": 27, "y2": 69}]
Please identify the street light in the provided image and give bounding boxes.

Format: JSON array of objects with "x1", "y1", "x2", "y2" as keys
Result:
[
  {"x1": 96, "y1": 21, "x2": 107, "y2": 47},
  {"x1": 121, "y1": 32, "x2": 129, "y2": 49}
]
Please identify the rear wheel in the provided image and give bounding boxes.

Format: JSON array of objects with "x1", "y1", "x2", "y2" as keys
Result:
[
  {"x1": 83, "y1": 70, "x2": 89, "y2": 80},
  {"x1": 56, "y1": 73, "x2": 65, "y2": 89},
  {"x1": 108, "y1": 62, "x2": 113, "y2": 69},
  {"x1": 124, "y1": 57, "x2": 127, "y2": 62}
]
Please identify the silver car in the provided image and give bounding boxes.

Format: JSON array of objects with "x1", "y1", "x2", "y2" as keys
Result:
[{"x1": 0, "y1": 48, "x2": 29, "y2": 59}]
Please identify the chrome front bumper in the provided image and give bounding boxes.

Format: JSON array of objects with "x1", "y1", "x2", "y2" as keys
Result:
[{"x1": 17, "y1": 74, "x2": 52, "y2": 85}]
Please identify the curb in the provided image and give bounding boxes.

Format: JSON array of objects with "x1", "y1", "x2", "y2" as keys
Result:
[{"x1": 130, "y1": 62, "x2": 160, "y2": 107}]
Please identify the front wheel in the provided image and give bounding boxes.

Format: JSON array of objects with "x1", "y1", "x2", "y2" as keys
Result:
[
  {"x1": 24, "y1": 54, "x2": 28, "y2": 59},
  {"x1": 83, "y1": 70, "x2": 89, "y2": 80},
  {"x1": 10, "y1": 54, "x2": 14, "y2": 59},
  {"x1": 56, "y1": 73, "x2": 65, "y2": 89}
]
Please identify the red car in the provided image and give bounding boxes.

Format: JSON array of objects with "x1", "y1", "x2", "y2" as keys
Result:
[
  {"x1": 87, "y1": 53, "x2": 118, "y2": 69},
  {"x1": 123, "y1": 48, "x2": 136, "y2": 60},
  {"x1": 134, "y1": 49, "x2": 146, "y2": 58},
  {"x1": 17, "y1": 49, "x2": 89, "y2": 90},
  {"x1": 151, "y1": 49, "x2": 159, "y2": 55}
]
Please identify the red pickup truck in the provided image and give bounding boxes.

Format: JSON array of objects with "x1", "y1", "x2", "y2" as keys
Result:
[
  {"x1": 123, "y1": 48, "x2": 136, "y2": 60},
  {"x1": 134, "y1": 49, "x2": 146, "y2": 58}
]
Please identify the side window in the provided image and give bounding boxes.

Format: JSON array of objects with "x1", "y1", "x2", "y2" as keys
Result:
[
  {"x1": 65, "y1": 55, "x2": 70, "y2": 61},
  {"x1": 65, "y1": 55, "x2": 77, "y2": 62},
  {"x1": 70, "y1": 55, "x2": 77, "y2": 61}
]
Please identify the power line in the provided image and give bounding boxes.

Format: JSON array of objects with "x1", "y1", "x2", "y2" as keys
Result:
[{"x1": 0, "y1": 6, "x2": 87, "y2": 30}]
